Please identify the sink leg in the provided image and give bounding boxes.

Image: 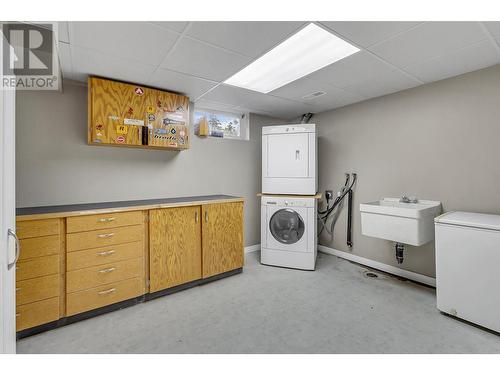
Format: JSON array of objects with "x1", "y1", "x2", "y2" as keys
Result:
[{"x1": 395, "y1": 242, "x2": 405, "y2": 264}]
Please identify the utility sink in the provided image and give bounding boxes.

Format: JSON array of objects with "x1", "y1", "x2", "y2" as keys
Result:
[{"x1": 360, "y1": 198, "x2": 442, "y2": 246}]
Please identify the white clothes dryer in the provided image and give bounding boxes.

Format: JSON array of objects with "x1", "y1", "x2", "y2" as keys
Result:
[{"x1": 262, "y1": 124, "x2": 317, "y2": 195}]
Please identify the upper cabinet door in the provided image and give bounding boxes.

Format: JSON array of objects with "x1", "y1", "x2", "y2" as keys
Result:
[
  {"x1": 202, "y1": 202, "x2": 244, "y2": 279},
  {"x1": 266, "y1": 133, "x2": 309, "y2": 178},
  {"x1": 149, "y1": 206, "x2": 201, "y2": 292}
]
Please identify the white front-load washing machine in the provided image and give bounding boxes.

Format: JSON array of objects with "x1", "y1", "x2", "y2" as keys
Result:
[
  {"x1": 262, "y1": 124, "x2": 317, "y2": 195},
  {"x1": 261, "y1": 195, "x2": 317, "y2": 270}
]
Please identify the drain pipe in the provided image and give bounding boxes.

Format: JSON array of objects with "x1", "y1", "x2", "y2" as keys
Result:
[
  {"x1": 346, "y1": 188, "x2": 353, "y2": 248},
  {"x1": 395, "y1": 243, "x2": 405, "y2": 264}
]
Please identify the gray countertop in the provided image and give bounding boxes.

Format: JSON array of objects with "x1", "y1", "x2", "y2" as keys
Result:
[{"x1": 17, "y1": 195, "x2": 243, "y2": 217}]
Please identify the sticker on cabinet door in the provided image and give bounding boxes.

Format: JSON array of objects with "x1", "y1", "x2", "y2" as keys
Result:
[
  {"x1": 116, "y1": 125, "x2": 128, "y2": 135},
  {"x1": 127, "y1": 107, "x2": 134, "y2": 116},
  {"x1": 108, "y1": 115, "x2": 120, "y2": 121},
  {"x1": 162, "y1": 118, "x2": 184, "y2": 125},
  {"x1": 134, "y1": 87, "x2": 144, "y2": 96},
  {"x1": 148, "y1": 114, "x2": 155, "y2": 122},
  {"x1": 124, "y1": 118, "x2": 144, "y2": 126},
  {"x1": 146, "y1": 105, "x2": 155, "y2": 114},
  {"x1": 116, "y1": 135, "x2": 125, "y2": 143}
]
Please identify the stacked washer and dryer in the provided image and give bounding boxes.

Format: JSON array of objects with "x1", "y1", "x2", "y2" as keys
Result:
[{"x1": 260, "y1": 124, "x2": 318, "y2": 270}]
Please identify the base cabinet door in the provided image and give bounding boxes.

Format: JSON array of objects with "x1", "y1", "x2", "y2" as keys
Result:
[
  {"x1": 202, "y1": 202, "x2": 244, "y2": 278},
  {"x1": 149, "y1": 206, "x2": 202, "y2": 292}
]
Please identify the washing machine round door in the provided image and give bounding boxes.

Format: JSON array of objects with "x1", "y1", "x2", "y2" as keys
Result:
[{"x1": 269, "y1": 209, "x2": 305, "y2": 244}]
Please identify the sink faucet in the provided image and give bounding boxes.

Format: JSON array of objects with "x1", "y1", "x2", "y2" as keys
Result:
[{"x1": 400, "y1": 195, "x2": 418, "y2": 203}]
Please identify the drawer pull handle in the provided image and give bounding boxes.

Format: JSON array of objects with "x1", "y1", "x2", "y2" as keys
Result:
[
  {"x1": 195, "y1": 211, "x2": 198, "y2": 222},
  {"x1": 98, "y1": 217, "x2": 116, "y2": 222},
  {"x1": 98, "y1": 288, "x2": 116, "y2": 295},
  {"x1": 98, "y1": 267, "x2": 116, "y2": 274},
  {"x1": 205, "y1": 211, "x2": 208, "y2": 223},
  {"x1": 16, "y1": 313, "x2": 20, "y2": 317},
  {"x1": 97, "y1": 250, "x2": 115, "y2": 256},
  {"x1": 16, "y1": 288, "x2": 20, "y2": 292},
  {"x1": 97, "y1": 233, "x2": 115, "y2": 238}
]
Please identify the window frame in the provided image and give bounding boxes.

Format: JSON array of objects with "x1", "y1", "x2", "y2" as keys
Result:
[{"x1": 193, "y1": 107, "x2": 250, "y2": 141}]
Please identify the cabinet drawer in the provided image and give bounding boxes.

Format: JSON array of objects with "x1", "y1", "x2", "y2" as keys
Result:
[
  {"x1": 67, "y1": 241, "x2": 142, "y2": 271},
  {"x1": 16, "y1": 255, "x2": 59, "y2": 281},
  {"x1": 16, "y1": 274, "x2": 59, "y2": 305},
  {"x1": 16, "y1": 297, "x2": 59, "y2": 331},
  {"x1": 67, "y1": 257, "x2": 143, "y2": 293},
  {"x1": 16, "y1": 219, "x2": 60, "y2": 239},
  {"x1": 67, "y1": 225, "x2": 143, "y2": 252},
  {"x1": 67, "y1": 211, "x2": 143, "y2": 233},
  {"x1": 19, "y1": 235, "x2": 60, "y2": 261},
  {"x1": 66, "y1": 277, "x2": 143, "y2": 316}
]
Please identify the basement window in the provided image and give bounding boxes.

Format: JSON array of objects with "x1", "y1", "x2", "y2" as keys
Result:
[{"x1": 193, "y1": 108, "x2": 249, "y2": 140}]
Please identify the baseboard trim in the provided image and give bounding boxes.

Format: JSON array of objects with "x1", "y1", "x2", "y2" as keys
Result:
[
  {"x1": 244, "y1": 244, "x2": 261, "y2": 254},
  {"x1": 318, "y1": 245, "x2": 436, "y2": 287}
]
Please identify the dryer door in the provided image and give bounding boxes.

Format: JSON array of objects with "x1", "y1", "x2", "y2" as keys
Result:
[
  {"x1": 267, "y1": 207, "x2": 310, "y2": 252},
  {"x1": 266, "y1": 133, "x2": 309, "y2": 178}
]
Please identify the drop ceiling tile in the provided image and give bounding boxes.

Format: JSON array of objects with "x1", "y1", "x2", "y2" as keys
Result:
[
  {"x1": 320, "y1": 21, "x2": 422, "y2": 48},
  {"x1": 161, "y1": 37, "x2": 251, "y2": 81},
  {"x1": 150, "y1": 21, "x2": 188, "y2": 33},
  {"x1": 200, "y1": 84, "x2": 314, "y2": 119},
  {"x1": 185, "y1": 21, "x2": 305, "y2": 57},
  {"x1": 69, "y1": 22, "x2": 179, "y2": 66},
  {"x1": 148, "y1": 68, "x2": 218, "y2": 100},
  {"x1": 199, "y1": 84, "x2": 271, "y2": 107},
  {"x1": 405, "y1": 40, "x2": 500, "y2": 83},
  {"x1": 71, "y1": 46, "x2": 156, "y2": 84},
  {"x1": 484, "y1": 22, "x2": 500, "y2": 37},
  {"x1": 369, "y1": 22, "x2": 487, "y2": 69},
  {"x1": 343, "y1": 69, "x2": 421, "y2": 99},
  {"x1": 270, "y1": 76, "x2": 366, "y2": 111},
  {"x1": 194, "y1": 99, "x2": 240, "y2": 112},
  {"x1": 300, "y1": 51, "x2": 419, "y2": 89}
]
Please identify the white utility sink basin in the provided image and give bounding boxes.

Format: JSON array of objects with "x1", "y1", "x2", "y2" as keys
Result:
[{"x1": 360, "y1": 198, "x2": 442, "y2": 246}]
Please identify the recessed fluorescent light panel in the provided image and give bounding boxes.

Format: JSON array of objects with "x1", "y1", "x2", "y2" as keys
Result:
[{"x1": 224, "y1": 23, "x2": 360, "y2": 93}]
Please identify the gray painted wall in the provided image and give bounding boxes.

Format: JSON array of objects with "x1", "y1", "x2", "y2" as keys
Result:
[
  {"x1": 15, "y1": 80, "x2": 282, "y2": 246},
  {"x1": 316, "y1": 64, "x2": 500, "y2": 277}
]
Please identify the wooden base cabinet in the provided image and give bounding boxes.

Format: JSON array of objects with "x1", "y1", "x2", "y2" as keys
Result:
[
  {"x1": 14, "y1": 218, "x2": 64, "y2": 331},
  {"x1": 149, "y1": 206, "x2": 202, "y2": 292},
  {"x1": 16, "y1": 196, "x2": 244, "y2": 335},
  {"x1": 202, "y1": 202, "x2": 244, "y2": 278},
  {"x1": 149, "y1": 201, "x2": 244, "y2": 291}
]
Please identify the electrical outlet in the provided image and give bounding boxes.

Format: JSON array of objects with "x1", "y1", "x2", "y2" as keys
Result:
[{"x1": 325, "y1": 190, "x2": 333, "y2": 201}]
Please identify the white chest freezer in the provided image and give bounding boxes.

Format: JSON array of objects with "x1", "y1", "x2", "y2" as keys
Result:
[
  {"x1": 262, "y1": 124, "x2": 317, "y2": 195},
  {"x1": 435, "y1": 211, "x2": 500, "y2": 333}
]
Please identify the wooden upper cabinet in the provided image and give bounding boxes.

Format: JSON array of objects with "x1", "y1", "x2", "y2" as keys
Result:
[
  {"x1": 202, "y1": 202, "x2": 244, "y2": 278},
  {"x1": 88, "y1": 77, "x2": 190, "y2": 150},
  {"x1": 149, "y1": 206, "x2": 202, "y2": 292}
]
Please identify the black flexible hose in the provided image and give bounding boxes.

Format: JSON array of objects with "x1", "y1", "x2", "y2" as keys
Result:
[
  {"x1": 320, "y1": 174, "x2": 357, "y2": 220},
  {"x1": 347, "y1": 189, "x2": 353, "y2": 247},
  {"x1": 317, "y1": 173, "x2": 357, "y2": 237},
  {"x1": 317, "y1": 174, "x2": 350, "y2": 215}
]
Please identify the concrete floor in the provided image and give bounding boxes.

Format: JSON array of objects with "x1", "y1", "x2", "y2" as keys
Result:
[{"x1": 18, "y1": 252, "x2": 499, "y2": 353}]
